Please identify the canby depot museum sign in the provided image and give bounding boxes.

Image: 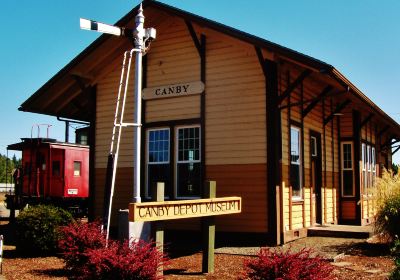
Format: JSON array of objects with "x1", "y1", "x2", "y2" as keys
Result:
[{"x1": 129, "y1": 197, "x2": 241, "y2": 222}]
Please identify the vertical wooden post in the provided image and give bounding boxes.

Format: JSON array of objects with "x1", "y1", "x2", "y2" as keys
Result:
[
  {"x1": 153, "y1": 182, "x2": 164, "y2": 276},
  {"x1": 289, "y1": 186, "x2": 293, "y2": 230},
  {"x1": 276, "y1": 185, "x2": 281, "y2": 245},
  {"x1": 202, "y1": 181, "x2": 216, "y2": 274}
]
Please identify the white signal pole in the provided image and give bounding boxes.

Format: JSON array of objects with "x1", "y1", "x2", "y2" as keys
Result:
[
  {"x1": 133, "y1": 4, "x2": 145, "y2": 204},
  {"x1": 80, "y1": 3, "x2": 156, "y2": 240}
]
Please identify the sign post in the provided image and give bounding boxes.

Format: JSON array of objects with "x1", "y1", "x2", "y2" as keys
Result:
[
  {"x1": 153, "y1": 182, "x2": 164, "y2": 277},
  {"x1": 129, "y1": 181, "x2": 242, "y2": 274},
  {"x1": 202, "y1": 181, "x2": 216, "y2": 273}
]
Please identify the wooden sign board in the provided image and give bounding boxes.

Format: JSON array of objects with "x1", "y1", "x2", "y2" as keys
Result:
[
  {"x1": 129, "y1": 197, "x2": 241, "y2": 222},
  {"x1": 142, "y1": 81, "x2": 204, "y2": 100}
]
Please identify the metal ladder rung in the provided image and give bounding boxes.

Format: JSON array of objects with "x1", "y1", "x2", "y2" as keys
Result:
[{"x1": 115, "y1": 123, "x2": 141, "y2": 127}]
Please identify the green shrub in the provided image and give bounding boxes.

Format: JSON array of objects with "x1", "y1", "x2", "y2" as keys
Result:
[
  {"x1": 373, "y1": 170, "x2": 400, "y2": 240},
  {"x1": 15, "y1": 204, "x2": 74, "y2": 255}
]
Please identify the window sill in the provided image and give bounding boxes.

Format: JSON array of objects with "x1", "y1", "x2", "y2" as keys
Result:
[{"x1": 292, "y1": 198, "x2": 304, "y2": 205}]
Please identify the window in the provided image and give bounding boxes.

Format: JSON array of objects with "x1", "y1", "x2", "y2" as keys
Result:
[
  {"x1": 290, "y1": 126, "x2": 302, "y2": 198},
  {"x1": 362, "y1": 143, "x2": 366, "y2": 191},
  {"x1": 176, "y1": 126, "x2": 201, "y2": 198},
  {"x1": 147, "y1": 129, "x2": 170, "y2": 198},
  {"x1": 52, "y1": 161, "x2": 60, "y2": 176},
  {"x1": 311, "y1": 136, "x2": 317, "y2": 157},
  {"x1": 341, "y1": 142, "x2": 354, "y2": 197},
  {"x1": 73, "y1": 161, "x2": 81, "y2": 176}
]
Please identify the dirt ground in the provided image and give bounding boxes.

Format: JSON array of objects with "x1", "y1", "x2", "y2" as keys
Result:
[{"x1": 0, "y1": 220, "x2": 395, "y2": 280}]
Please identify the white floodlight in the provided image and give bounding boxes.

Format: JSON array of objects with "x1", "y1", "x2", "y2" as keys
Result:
[
  {"x1": 80, "y1": 18, "x2": 122, "y2": 36},
  {"x1": 145, "y1": 27, "x2": 156, "y2": 41}
]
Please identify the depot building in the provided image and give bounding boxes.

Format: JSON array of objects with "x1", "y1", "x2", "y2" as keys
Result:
[{"x1": 20, "y1": 1, "x2": 400, "y2": 244}]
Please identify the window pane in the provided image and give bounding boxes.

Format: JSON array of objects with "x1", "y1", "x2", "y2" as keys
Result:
[
  {"x1": 367, "y1": 145, "x2": 371, "y2": 171},
  {"x1": 311, "y1": 136, "x2": 317, "y2": 157},
  {"x1": 148, "y1": 129, "x2": 169, "y2": 163},
  {"x1": 372, "y1": 147, "x2": 376, "y2": 171},
  {"x1": 290, "y1": 126, "x2": 302, "y2": 198},
  {"x1": 290, "y1": 164, "x2": 301, "y2": 197},
  {"x1": 343, "y1": 143, "x2": 352, "y2": 169},
  {"x1": 177, "y1": 162, "x2": 201, "y2": 197},
  {"x1": 177, "y1": 126, "x2": 201, "y2": 197},
  {"x1": 177, "y1": 127, "x2": 200, "y2": 162},
  {"x1": 291, "y1": 128, "x2": 300, "y2": 164},
  {"x1": 147, "y1": 164, "x2": 171, "y2": 198}
]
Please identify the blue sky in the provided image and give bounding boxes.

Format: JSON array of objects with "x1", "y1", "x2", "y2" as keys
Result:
[{"x1": 1, "y1": 0, "x2": 400, "y2": 162}]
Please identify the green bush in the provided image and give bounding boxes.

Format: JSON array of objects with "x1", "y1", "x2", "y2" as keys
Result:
[
  {"x1": 373, "y1": 170, "x2": 400, "y2": 240},
  {"x1": 15, "y1": 204, "x2": 74, "y2": 255}
]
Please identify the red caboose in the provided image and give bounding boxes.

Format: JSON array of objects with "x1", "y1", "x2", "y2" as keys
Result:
[{"x1": 7, "y1": 137, "x2": 89, "y2": 212}]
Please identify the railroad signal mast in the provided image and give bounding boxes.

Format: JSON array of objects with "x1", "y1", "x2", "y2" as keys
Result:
[{"x1": 80, "y1": 3, "x2": 156, "y2": 240}]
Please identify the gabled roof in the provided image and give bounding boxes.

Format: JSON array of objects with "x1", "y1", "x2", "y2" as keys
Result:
[{"x1": 19, "y1": 0, "x2": 400, "y2": 137}]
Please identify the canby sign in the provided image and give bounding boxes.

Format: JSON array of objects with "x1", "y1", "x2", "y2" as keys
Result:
[
  {"x1": 129, "y1": 197, "x2": 241, "y2": 222},
  {"x1": 142, "y1": 81, "x2": 204, "y2": 100}
]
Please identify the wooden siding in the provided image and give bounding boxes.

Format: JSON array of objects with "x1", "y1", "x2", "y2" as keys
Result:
[
  {"x1": 94, "y1": 167, "x2": 133, "y2": 225},
  {"x1": 207, "y1": 164, "x2": 267, "y2": 232},
  {"x1": 146, "y1": 17, "x2": 201, "y2": 122},
  {"x1": 205, "y1": 27, "x2": 266, "y2": 165}
]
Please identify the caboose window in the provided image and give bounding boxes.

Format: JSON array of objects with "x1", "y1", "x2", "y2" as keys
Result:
[{"x1": 74, "y1": 161, "x2": 81, "y2": 176}]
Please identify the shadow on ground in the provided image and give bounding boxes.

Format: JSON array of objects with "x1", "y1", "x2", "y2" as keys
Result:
[
  {"x1": 31, "y1": 268, "x2": 69, "y2": 278},
  {"x1": 323, "y1": 241, "x2": 391, "y2": 257}
]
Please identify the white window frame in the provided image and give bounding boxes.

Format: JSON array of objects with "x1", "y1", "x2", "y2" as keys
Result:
[
  {"x1": 372, "y1": 146, "x2": 376, "y2": 188},
  {"x1": 367, "y1": 145, "x2": 371, "y2": 172},
  {"x1": 146, "y1": 128, "x2": 170, "y2": 199},
  {"x1": 175, "y1": 125, "x2": 201, "y2": 199},
  {"x1": 290, "y1": 126, "x2": 302, "y2": 199},
  {"x1": 341, "y1": 141, "x2": 355, "y2": 197},
  {"x1": 361, "y1": 143, "x2": 366, "y2": 171}
]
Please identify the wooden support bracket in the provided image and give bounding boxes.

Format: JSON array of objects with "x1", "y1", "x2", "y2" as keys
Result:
[
  {"x1": 360, "y1": 113, "x2": 374, "y2": 128},
  {"x1": 302, "y1": 85, "x2": 333, "y2": 118},
  {"x1": 279, "y1": 69, "x2": 312, "y2": 104},
  {"x1": 324, "y1": 99, "x2": 351, "y2": 126}
]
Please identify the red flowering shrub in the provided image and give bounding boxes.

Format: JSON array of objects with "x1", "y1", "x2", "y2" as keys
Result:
[
  {"x1": 83, "y1": 240, "x2": 165, "y2": 280},
  {"x1": 240, "y1": 247, "x2": 333, "y2": 280},
  {"x1": 58, "y1": 220, "x2": 105, "y2": 273},
  {"x1": 58, "y1": 221, "x2": 166, "y2": 280}
]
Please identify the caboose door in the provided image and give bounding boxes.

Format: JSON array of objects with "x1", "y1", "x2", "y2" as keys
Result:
[{"x1": 50, "y1": 148, "x2": 65, "y2": 197}]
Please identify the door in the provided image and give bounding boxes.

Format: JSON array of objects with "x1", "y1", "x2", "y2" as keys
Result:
[
  {"x1": 50, "y1": 148, "x2": 64, "y2": 197},
  {"x1": 310, "y1": 131, "x2": 322, "y2": 224}
]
